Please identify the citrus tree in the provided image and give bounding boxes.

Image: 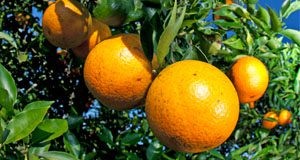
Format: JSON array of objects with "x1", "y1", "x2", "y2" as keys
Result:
[{"x1": 0, "y1": 0, "x2": 299, "y2": 159}]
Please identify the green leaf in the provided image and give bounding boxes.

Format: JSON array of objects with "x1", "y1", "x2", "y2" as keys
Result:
[
  {"x1": 29, "y1": 143, "x2": 51, "y2": 160},
  {"x1": 64, "y1": 131, "x2": 81, "y2": 158},
  {"x1": 3, "y1": 101, "x2": 53, "y2": 144},
  {"x1": 252, "y1": 146, "x2": 274, "y2": 159},
  {"x1": 244, "y1": 27, "x2": 253, "y2": 46},
  {"x1": 31, "y1": 119, "x2": 68, "y2": 144},
  {"x1": 256, "y1": 5, "x2": 270, "y2": 25},
  {"x1": 67, "y1": 115, "x2": 83, "y2": 129},
  {"x1": 182, "y1": 46, "x2": 199, "y2": 60},
  {"x1": 37, "y1": 151, "x2": 77, "y2": 160},
  {"x1": 0, "y1": 118, "x2": 6, "y2": 142},
  {"x1": 250, "y1": 15, "x2": 269, "y2": 31},
  {"x1": 213, "y1": 6, "x2": 237, "y2": 20},
  {"x1": 281, "y1": 0, "x2": 291, "y2": 17},
  {"x1": 230, "y1": 143, "x2": 254, "y2": 158},
  {"x1": 92, "y1": 0, "x2": 129, "y2": 26},
  {"x1": 209, "y1": 150, "x2": 225, "y2": 160},
  {"x1": 223, "y1": 36, "x2": 245, "y2": 50},
  {"x1": 280, "y1": 29, "x2": 300, "y2": 46},
  {"x1": 0, "y1": 63, "x2": 17, "y2": 114},
  {"x1": 214, "y1": 19, "x2": 244, "y2": 29},
  {"x1": 156, "y1": 0, "x2": 186, "y2": 65},
  {"x1": 282, "y1": 1, "x2": 300, "y2": 18},
  {"x1": 121, "y1": 132, "x2": 141, "y2": 146},
  {"x1": 268, "y1": 7, "x2": 282, "y2": 32},
  {"x1": 0, "y1": 32, "x2": 18, "y2": 49},
  {"x1": 97, "y1": 126, "x2": 114, "y2": 146},
  {"x1": 294, "y1": 67, "x2": 300, "y2": 94},
  {"x1": 146, "y1": 140, "x2": 162, "y2": 160},
  {"x1": 140, "y1": 13, "x2": 163, "y2": 62}
]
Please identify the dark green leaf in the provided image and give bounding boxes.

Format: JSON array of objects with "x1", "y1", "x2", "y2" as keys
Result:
[
  {"x1": 252, "y1": 146, "x2": 274, "y2": 159},
  {"x1": 182, "y1": 46, "x2": 199, "y2": 60},
  {"x1": 294, "y1": 67, "x2": 300, "y2": 94},
  {"x1": 209, "y1": 150, "x2": 225, "y2": 160},
  {"x1": 156, "y1": 0, "x2": 186, "y2": 64},
  {"x1": 64, "y1": 131, "x2": 81, "y2": 158},
  {"x1": 121, "y1": 132, "x2": 141, "y2": 146},
  {"x1": 231, "y1": 5, "x2": 250, "y2": 19},
  {"x1": 280, "y1": 29, "x2": 300, "y2": 46},
  {"x1": 37, "y1": 151, "x2": 77, "y2": 160},
  {"x1": 281, "y1": 0, "x2": 291, "y2": 17},
  {"x1": 0, "y1": 32, "x2": 18, "y2": 49},
  {"x1": 3, "y1": 101, "x2": 53, "y2": 144},
  {"x1": 0, "y1": 63, "x2": 17, "y2": 114},
  {"x1": 31, "y1": 119, "x2": 68, "y2": 144},
  {"x1": 250, "y1": 15, "x2": 270, "y2": 30},
  {"x1": 97, "y1": 126, "x2": 114, "y2": 146},
  {"x1": 268, "y1": 7, "x2": 282, "y2": 32},
  {"x1": 29, "y1": 143, "x2": 51, "y2": 160},
  {"x1": 146, "y1": 140, "x2": 162, "y2": 160},
  {"x1": 67, "y1": 115, "x2": 83, "y2": 129},
  {"x1": 140, "y1": 13, "x2": 163, "y2": 62},
  {"x1": 256, "y1": 6, "x2": 270, "y2": 25},
  {"x1": 230, "y1": 143, "x2": 254, "y2": 158}
]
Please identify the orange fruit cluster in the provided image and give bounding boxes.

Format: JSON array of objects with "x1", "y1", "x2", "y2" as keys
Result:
[
  {"x1": 262, "y1": 109, "x2": 292, "y2": 130},
  {"x1": 42, "y1": 0, "x2": 111, "y2": 59},
  {"x1": 42, "y1": 0, "x2": 286, "y2": 154}
]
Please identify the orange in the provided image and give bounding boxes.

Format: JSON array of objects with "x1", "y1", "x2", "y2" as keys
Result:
[
  {"x1": 262, "y1": 111, "x2": 278, "y2": 130},
  {"x1": 42, "y1": 0, "x2": 92, "y2": 48},
  {"x1": 228, "y1": 56, "x2": 269, "y2": 107},
  {"x1": 83, "y1": 34, "x2": 153, "y2": 110},
  {"x1": 72, "y1": 18, "x2": 112, "y2": 59},
  {"x1": 145, "y1": 60, "x2": 240, "y2": 153},
  {"x1": 278, "y1": 109, "x2": 292, "y2": 126}
]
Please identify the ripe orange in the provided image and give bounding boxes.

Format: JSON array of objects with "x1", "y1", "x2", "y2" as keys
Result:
[
  {"x1": 262, "y1": 111, "x2": 278, "y2": 130},
  {"x1": 72, "y1": 18, "x2": 112, "y2": 59},
  {"x1": 42, "y1": 0, "x2": 92, "y2": 48},
  {"x1": 278, "y1": 109, "x2": 292, "y2": 126},
  {"x1": 228, "y1": 56, "x2": 269, "y2": 107},
  {"x1": 83, "y1": 34, "x2": 153, "y2": 110},
  {"x1": 145, "y1": 60, "x2": 240, "y2": 153}
]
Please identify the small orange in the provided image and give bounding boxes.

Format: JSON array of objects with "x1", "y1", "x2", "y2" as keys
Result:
[
  {"x1": 72, "y1": 18, "x2": 111, "y2": 59},
  {"x1": 145, "y1": 60, "x2": 239, "y2": 153},
  {"x1": 42, "y1": 0, "x2": 92, "y2": 48},
  {"x1": 83, "y1": 34, "x2": 153, "y2": 110},
  {"x1": 262, "y1": 111, "x2": 278, "y2": 130},
  {"x1": 228, "y1": 56, "x2": 269, "y2": 107},
  {"x1": 278, "y1": 109, "x2": 292, "y2": 126}
]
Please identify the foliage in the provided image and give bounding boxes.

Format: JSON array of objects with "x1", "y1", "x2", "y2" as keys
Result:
[{"x1": 0, "y1": 0, "x2": 299, "y2": 159}]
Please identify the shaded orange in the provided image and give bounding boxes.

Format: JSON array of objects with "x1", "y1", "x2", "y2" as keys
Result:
[
  {"x1": 228, "y1": 56, "x2": 269, "y2": 105},
  {"x1": 278, "y1": 109, "x2": 292, "y2": 126},
  {"x1": 262, "y1": 111, "x2": 278, "y2": 130},
  {"x1": 145, "y1": 60, "x2": 239, "y2": 153},
  {"x1": 72, "y1": 18, "x2": 111, "y2": 59},
  {"x1": 42, "y1": 0, "x2": 92, "y2": 48},
  {"x1": 83, "y1": 34, "x2": 153, "y2": 110}
]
